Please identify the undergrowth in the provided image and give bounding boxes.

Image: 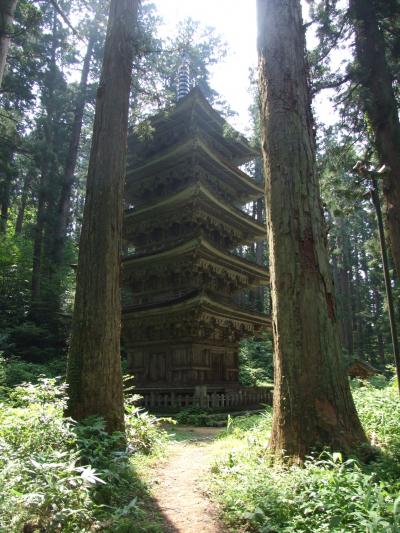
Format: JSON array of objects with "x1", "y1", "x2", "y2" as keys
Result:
[
  {"x1": 0, "y1": 353, "x2": 66, "y2": 387},
  {"x1": 0, "y1": 375, "x2": 169, "y2": 532},
  {"x1": 210, "y1": 377, "x2": 400, "y2": 533},
  {"x1": 174, "y1": 406, "x2": 228, "y2": 427}
]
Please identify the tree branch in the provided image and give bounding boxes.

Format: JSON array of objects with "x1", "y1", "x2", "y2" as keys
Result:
[{"x1": 48, "y1": 0, "x2": 85, "y2": 42}]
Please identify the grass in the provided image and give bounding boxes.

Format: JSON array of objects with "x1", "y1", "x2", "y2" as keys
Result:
[
  {"x1": 209, "y1": 377, "x2": 400, "y2": 533},
  {"x1": 0, "y1": 376, "x2": 170, "y2": 532}
]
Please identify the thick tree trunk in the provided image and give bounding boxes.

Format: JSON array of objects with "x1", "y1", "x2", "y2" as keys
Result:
[
  {"x1": 257, "y1": 0, "x2": 367, "y2": 461},
  {"x1": 254, "y1": 158, "x2": 266, "y2": 312},
  {"x1": 0, "y1": 0, "x2": 18, "y2": 87},
  {"x1": 66, "y1": 0, "x2": 138, "y2": 433},
  {"x1": 349, "y1": 0, "x2": 400, "y2": 280}
]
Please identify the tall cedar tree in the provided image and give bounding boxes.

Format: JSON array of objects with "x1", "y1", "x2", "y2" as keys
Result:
[
  {"x1": 349, "y1": 0, "x2": 400, "y2": 281},
  {"x1": 31, "y1": 7, "x2": 60, "y2": 317},
  {"x1": 0, "y1": 0, "x2": 18, "y2": 87},
  {"x1": 66, "y1": 0, "x2": 139, "y2": 433},
  {"x1": 257, "y1": 0, "x2": 367, "y2": 460}
]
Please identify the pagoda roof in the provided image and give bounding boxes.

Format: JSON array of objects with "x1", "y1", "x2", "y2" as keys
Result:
[
  {"x1": 123, "y1": 291, "x2": 271, "y2": 333},
  {"x1": 126, "y1": 136, "x2": 264, "y2": 205},
  {"x1": 129, "y1": 87, "x2": 259, "y2": 166},
  {"x1": 123, "y1": 236, "x2": 269, "y2": 289},
  {"x1": 123, "y1": 182, "x2": 266, "y2": 244}
]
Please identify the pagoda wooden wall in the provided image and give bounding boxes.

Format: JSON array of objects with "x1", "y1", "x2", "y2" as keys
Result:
[{"x1": 126, "y1": 343, "x2": 239, "y2": 387}]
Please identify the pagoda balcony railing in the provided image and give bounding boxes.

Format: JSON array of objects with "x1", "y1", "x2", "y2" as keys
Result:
[{"x1": 136, "y1": 385, "x2": 273, "y2": 412}]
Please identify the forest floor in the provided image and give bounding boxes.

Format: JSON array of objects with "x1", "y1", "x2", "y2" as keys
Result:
[{"x1": 146, "y1": 426, "x2": 228, "y2": 533}]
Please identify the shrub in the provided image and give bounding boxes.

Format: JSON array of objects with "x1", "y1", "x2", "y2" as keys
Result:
[
  {"x1": 352, "y1": 377, "x2": 400, "y2": 450},
  {"x1": 0, "y1": 378, "x2": 99, "y2": 532},
  {"x1": 125, "y1": 404, "x2": 170, "y2": 453},
  {"x1": 0, "y1": 354, "x2": 66, "y2": 388},
  {"x1": 0, "y1": 377, "x2": 168, "y2": 532},
  {"x1": 1, "y1": 321, "x2": 67, "y2": 362},
  {"x1": 212, "y1": 450, "x2": 400, "y2": 532},
  {"x1": 210, "y1": 379, "x2": 400, "y2": 533},
  {"x1": 174, "y1": 406, "x2": 228, "y2": 427}
]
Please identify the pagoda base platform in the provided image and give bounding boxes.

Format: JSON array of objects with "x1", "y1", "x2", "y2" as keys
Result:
[{"x1": 132, "y1": 384, "x2": 273, "y2": 413}]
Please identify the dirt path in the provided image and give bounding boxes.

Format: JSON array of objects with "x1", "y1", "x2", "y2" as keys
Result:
[{"x1": 150, "y1": 427, "x2": 228, "y2": 533}]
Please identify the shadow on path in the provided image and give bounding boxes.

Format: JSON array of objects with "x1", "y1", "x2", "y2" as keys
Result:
[{"x1": 147, "y1": 426, "x2": 227, "y2": 533}]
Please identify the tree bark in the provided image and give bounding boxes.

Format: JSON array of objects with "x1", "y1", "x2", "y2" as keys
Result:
[
  {"x1": 349, "y1": 0, "x2": 400, "y2": 281},
  {"x1": 255, "y1": 157, "x2": 267, "y2": 312},
  {"x1": 66, "y1": 0, "x2": 139, "y2": 433},
  {"x1": 370, "y1": 179, "x2": 400, "y2": 392},
  {"x1": 31, "y1": 171, "x2": 47, "y2": 311},
  {"x1": 15, "y1": 172, "x2": 32, "y2": 234},
  {"x1": 257, "y1": 0, "x2": 367, "y2": 461},
  {"x1": 30, "y1": 9, "x2": 58, "y2": 318},
  {"x1": 353, "y1": 238, "x2": 364, "y2": 359},
  {"x1": 336, "y1": 220, "x2": 354, "y2": 355},
  {"x1": 0, "y1": 168, "x2": 12, "y2": 234},
  {"x1": 0, "y1": 0, "x2": 18, "y2": 88},
  {"x1": 372, "y1": 287, "x2": 385, "y2": 365}
]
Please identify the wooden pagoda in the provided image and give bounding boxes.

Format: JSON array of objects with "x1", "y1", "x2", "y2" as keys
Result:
[{"x1": 122, "y1": 87, "x2": 271, "y2": 410}]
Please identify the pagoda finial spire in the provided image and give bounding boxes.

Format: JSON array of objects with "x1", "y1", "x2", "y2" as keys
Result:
[{"x1": 177, "y1": 51, "x2": 190, "y2": 101}]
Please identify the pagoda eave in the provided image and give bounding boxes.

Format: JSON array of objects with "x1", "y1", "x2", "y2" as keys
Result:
[
  {"x1": 126, "y1": 137, "x2": 263, "y2": 205},
  {"x1": 128, "y1": 87, "x2": 258, "y2": 166},
  {"x1": 123, "y1": 182, "x2": 266, "y2": 246},
  {"x1": 122, "y1": 237, "x2": 269, "y2": 291},
  {"x1": 123, "y1": 292, "x2": 271, "y2": 345},
  {"x1": 175, "y1": 88, "x2": 260, "y2": 164}
]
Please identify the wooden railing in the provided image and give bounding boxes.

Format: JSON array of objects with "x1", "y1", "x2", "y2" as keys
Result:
[{"x1": 137, "y1": 386, "x2": 272, "y2": 411}]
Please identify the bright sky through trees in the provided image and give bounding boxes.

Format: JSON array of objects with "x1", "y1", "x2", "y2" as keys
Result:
[
  {"x1": 154, "y1": 0, "x2": 258, "y2": 134},
  {"x1": 154, "y1": 0, "x2": 338, "y2": 134}
]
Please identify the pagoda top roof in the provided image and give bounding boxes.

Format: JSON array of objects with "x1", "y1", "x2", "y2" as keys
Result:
[{"x1": 129, "y1": 87, "x2": 259, "y2": 166}]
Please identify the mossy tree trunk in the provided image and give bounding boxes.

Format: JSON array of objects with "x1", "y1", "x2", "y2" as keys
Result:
[
  {"x1": 66, "y1": 0, "x2": 139, "y2": 433},
  {"x1": 257, "y1": 0, "x2": 367, "y2": 461}
]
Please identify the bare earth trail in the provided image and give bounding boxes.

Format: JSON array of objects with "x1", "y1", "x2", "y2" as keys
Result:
[{"x1": 149, "y1": 427, "x2": 228, "y2": 533}]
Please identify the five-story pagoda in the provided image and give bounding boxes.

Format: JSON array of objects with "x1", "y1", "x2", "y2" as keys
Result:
[{"x1": 122, "y1": 87, "x2": 271, "y2": 410}]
